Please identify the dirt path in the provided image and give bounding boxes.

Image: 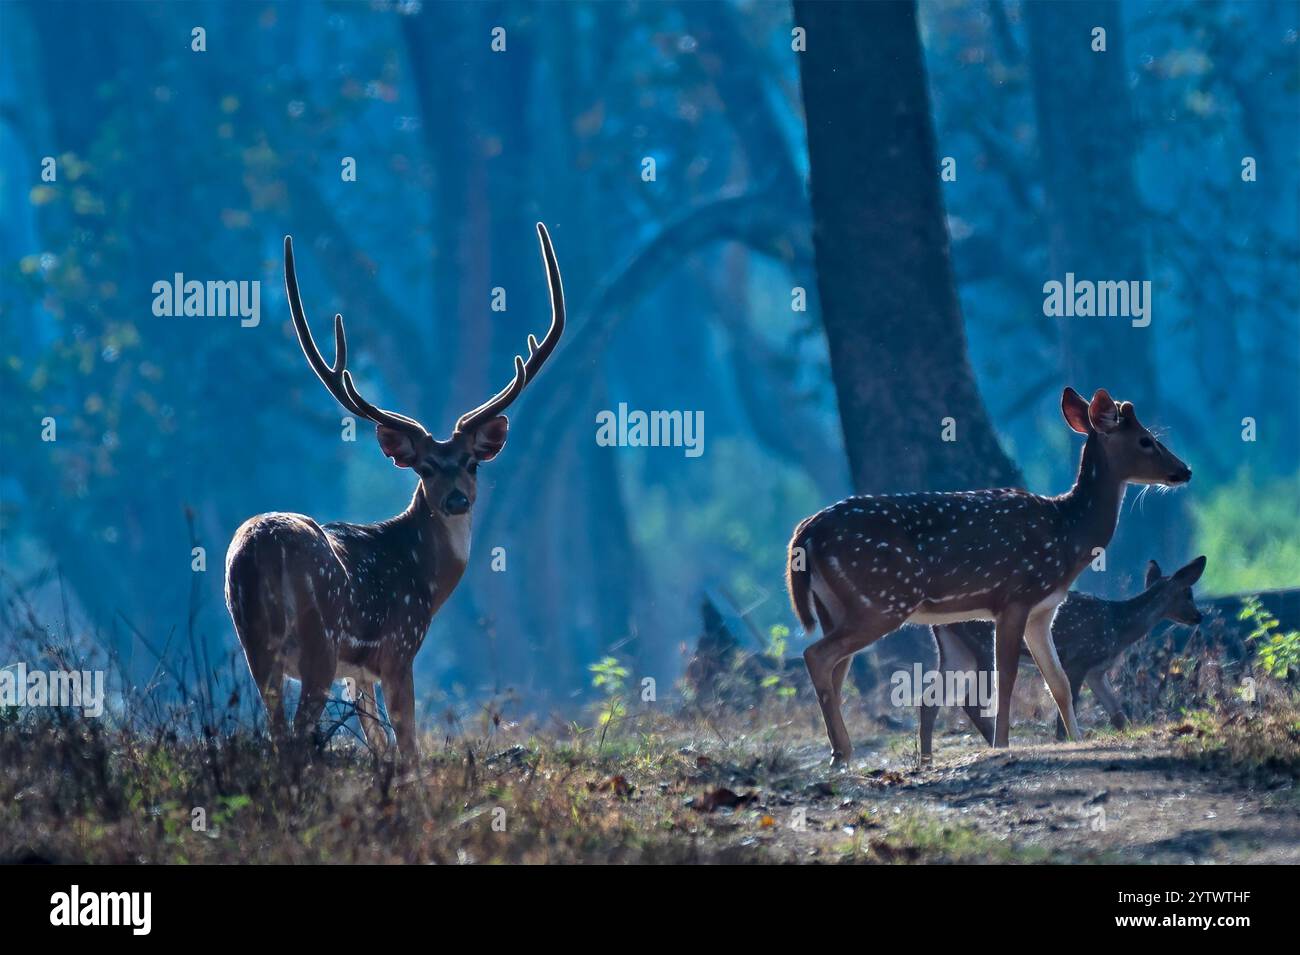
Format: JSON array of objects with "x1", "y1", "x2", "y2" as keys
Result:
[{"x1": 725, "y1": 730, "x2": 1300, "y2": 863}]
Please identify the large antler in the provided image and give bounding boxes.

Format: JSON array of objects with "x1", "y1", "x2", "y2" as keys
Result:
[
  {"x1": 454, "y1": 223, "x2": 566, "y2": 435},
  {"x1": 283, "y1": 236, "x2": 429, "y2": 443}
]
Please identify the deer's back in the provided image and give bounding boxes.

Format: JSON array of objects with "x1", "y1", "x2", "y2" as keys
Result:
[
  {"x1": 800, "y1": 489, "x2": 1080, "y2": 620},
  {"x1": 1050, "y1": 593, "x2": 1128, "y2": 674}
]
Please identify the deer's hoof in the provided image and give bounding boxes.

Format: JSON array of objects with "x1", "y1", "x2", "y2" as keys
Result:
[{"x1": 829, "y1": 753, "x2": 850, "y2": 771}]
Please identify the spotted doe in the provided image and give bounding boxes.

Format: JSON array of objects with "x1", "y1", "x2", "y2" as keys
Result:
[
  {"x1": 225, "y1": 225, "x2": 565, "y2": 759},
  {"x1": 919, "y1": 555, "x2": 1207, "y2": 758},
  {"x1": 786, "y1": 388, "x2": 1191, "y2": 766}
]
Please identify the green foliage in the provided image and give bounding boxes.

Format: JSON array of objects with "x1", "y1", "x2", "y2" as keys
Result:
[
  {"x1": 1240, "y1": 595, "x2": 1300, "y2": 680},
  {"x1": 588, "y1": 656, "x2": 630, "y2": 734},
  {"x1": 760, "y1": 624, "x2": 797, "y2": 699},
  {"x1": 1192, "y1": 469, "x2": 1300, "y2": 593}
]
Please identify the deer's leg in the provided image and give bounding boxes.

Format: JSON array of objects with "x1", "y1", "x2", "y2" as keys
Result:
[
  {"x1": 1055, "y1": 681, "x2": 1082, "y2": 741},
  {"x1": 1022, "y1": 606, "x2": 1081, "y2": 741},
  {"x1": 241, "y1": 632, "x2": 287, "y2": 742},
  {"x1": 1086, "y1": 668, "x2": 1127, "y2": 730},
  {"x1": 932, "y1": 624, "x2": 996, "y2": 751},
  {"x1": 919, "y1": 626, "x2": 947, "y2": 760},
  {"x1": 350, "y1": 676, "x2": 391, "y2": 753},
  {"x1": 804, "y1": 613, "x2": 898, "y2": 767},
  {"x1": 831, "y1": 656, "x2": 853, "y2": 703},
  {"x1": 290, "y1": 605, "x2": 336, "y2": 746},
  {"x1": 383, "y1": 665, "x2": 418, "y2": 762},
  {"x1": 256, "y1": 661, "x2": 288, "y2": 743},
  {"x1": 993, "y1": 606, "x2": 1030, "y2": 747},
  {"x1": 918, "y1": 700, "x2": 939, "y2": 760},
  {"x1": 964, "y1": 705, "x2": 996, "y2": 747},
  {"x1": 294, "y1": 679, "x2": 330, "y2": 743}
]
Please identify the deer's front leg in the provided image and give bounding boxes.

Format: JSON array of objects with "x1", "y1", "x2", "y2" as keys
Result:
[
  {"x1": 1022, "y1": 606, "x2": 1081, "y2": 741},
  {"x1": 350, "y1": 676, "x2": 391, "y2": 754},
  {"x1": 383, "y1": 665, "x2": 418, "y2": 762},
  {"x1": 993, "y1": 606, "x2": 1029, "y2": 747},
  {"x1": 1085, "y1": 668, "x2": 1127, "y2": 730}
]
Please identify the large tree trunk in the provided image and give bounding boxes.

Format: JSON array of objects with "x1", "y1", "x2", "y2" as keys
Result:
[{"x1": 794, "y1": 0, "x2": 1020, "y2": 495}]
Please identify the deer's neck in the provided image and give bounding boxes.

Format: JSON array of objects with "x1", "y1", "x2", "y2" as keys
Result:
[
  {"x1": 1058, "y1": 435, "x2": 1125, "y2": 564},
  {"x1": 390, "y1": 485, "x2": 471, "y2": 581},
  {"x1": 1111, "y1": 586, "x2": 1169, "y2": 649}
]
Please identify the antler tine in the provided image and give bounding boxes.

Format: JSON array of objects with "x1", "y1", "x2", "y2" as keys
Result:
[
  {"x1": 522, "y1": 222, "x2": 565, "y2": 381},
  {"x1": 341, "y1": 370, "x2": 427, "y2": 433},
  {"x1": 455, "y1": 223, "x2": 566, "y2": 434},
  {"x1": 283, "y1": 235, "x2": 428, "y2": 440}
]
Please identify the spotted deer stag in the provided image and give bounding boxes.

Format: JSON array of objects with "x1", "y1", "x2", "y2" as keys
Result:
[
  {"x1": 786, "y1": 388, "x2": 1191, "y2": 766},
  {"x1": 920, "y1": 554, "x2": 1207, "y2": 758},
  {"x1": 226, "y1": 224, "x2": 564, "y2": 758}
]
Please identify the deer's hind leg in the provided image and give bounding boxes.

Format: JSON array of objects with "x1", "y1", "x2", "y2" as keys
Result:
[
  {"x1": 288, "y1": 579, "x2": 337, "y2": 746},
  {"x1": 247, "y1": 646, "x2": 287, "y2": 742},
  {"x1": 227, "y1": 548, "x2": 289, "y2": 742},
  {"x1": 804, "y1": 609, "x2": 903, "y2": 768}
]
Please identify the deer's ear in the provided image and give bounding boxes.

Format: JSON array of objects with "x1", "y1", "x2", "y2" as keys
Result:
[
  {"x1": 470, "y1": 416, "x2": 509, "y2": 462},
  {"x1": 1061, "y1": 387, "x2": 1092, "y2": 434},
  {"x1": 1088, "y1": 389, "x2": 1121, "y2": 433},
  {"x1": 1174, "y1": 555, "x2": 1207, "y2": 586},
  {"x1": 376, "y1": 425, "x2": 422, "y2": 468},
  {"x1": 1145, "y1": 560, "x2": 1163, "y2": 588}
]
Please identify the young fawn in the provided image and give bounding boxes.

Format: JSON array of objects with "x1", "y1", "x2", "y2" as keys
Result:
[
  {"x1": 787, "y1": 388, "x2": 1191, "y2": 766},
  {"x1": 919, "y1": 555, "x2": 1207, "y2": 758}
]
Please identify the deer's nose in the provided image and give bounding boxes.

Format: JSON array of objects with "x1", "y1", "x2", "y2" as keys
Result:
[
  {"x1": 443, "y1": 490, "x2": 470, "y2": 515},
  {"x1": 1169, "y1": 465, "x2": 1191, "y2": 484}
]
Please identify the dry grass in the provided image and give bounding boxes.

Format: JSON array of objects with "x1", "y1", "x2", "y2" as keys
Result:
[
  {"x1": 0, "y1": 697, "x2": 842, "y2": 864},
  {"x1": 7, "y1": 682, "x2": 1295, "y2": 865}
]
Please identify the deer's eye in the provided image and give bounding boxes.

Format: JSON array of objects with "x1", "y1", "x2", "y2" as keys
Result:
[{"x1": 1139, "y1": 436, "x2": 1154, "y2": 450}]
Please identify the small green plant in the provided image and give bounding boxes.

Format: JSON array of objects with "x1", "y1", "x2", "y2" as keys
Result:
[
  {"x1": 760, "y1": 624, "x2": 797, "y2": 699},
  {"x1": 1240, "y1": 596, "x2": 1300, "y2": 680},
  {"x1": 588, "y1": 656, "x2": 630, "y2": 749}
]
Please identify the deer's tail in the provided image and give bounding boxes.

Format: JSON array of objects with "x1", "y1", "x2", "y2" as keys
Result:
[{"x1": 786, "y1": 515, "x2": 819, "y2": 634}]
